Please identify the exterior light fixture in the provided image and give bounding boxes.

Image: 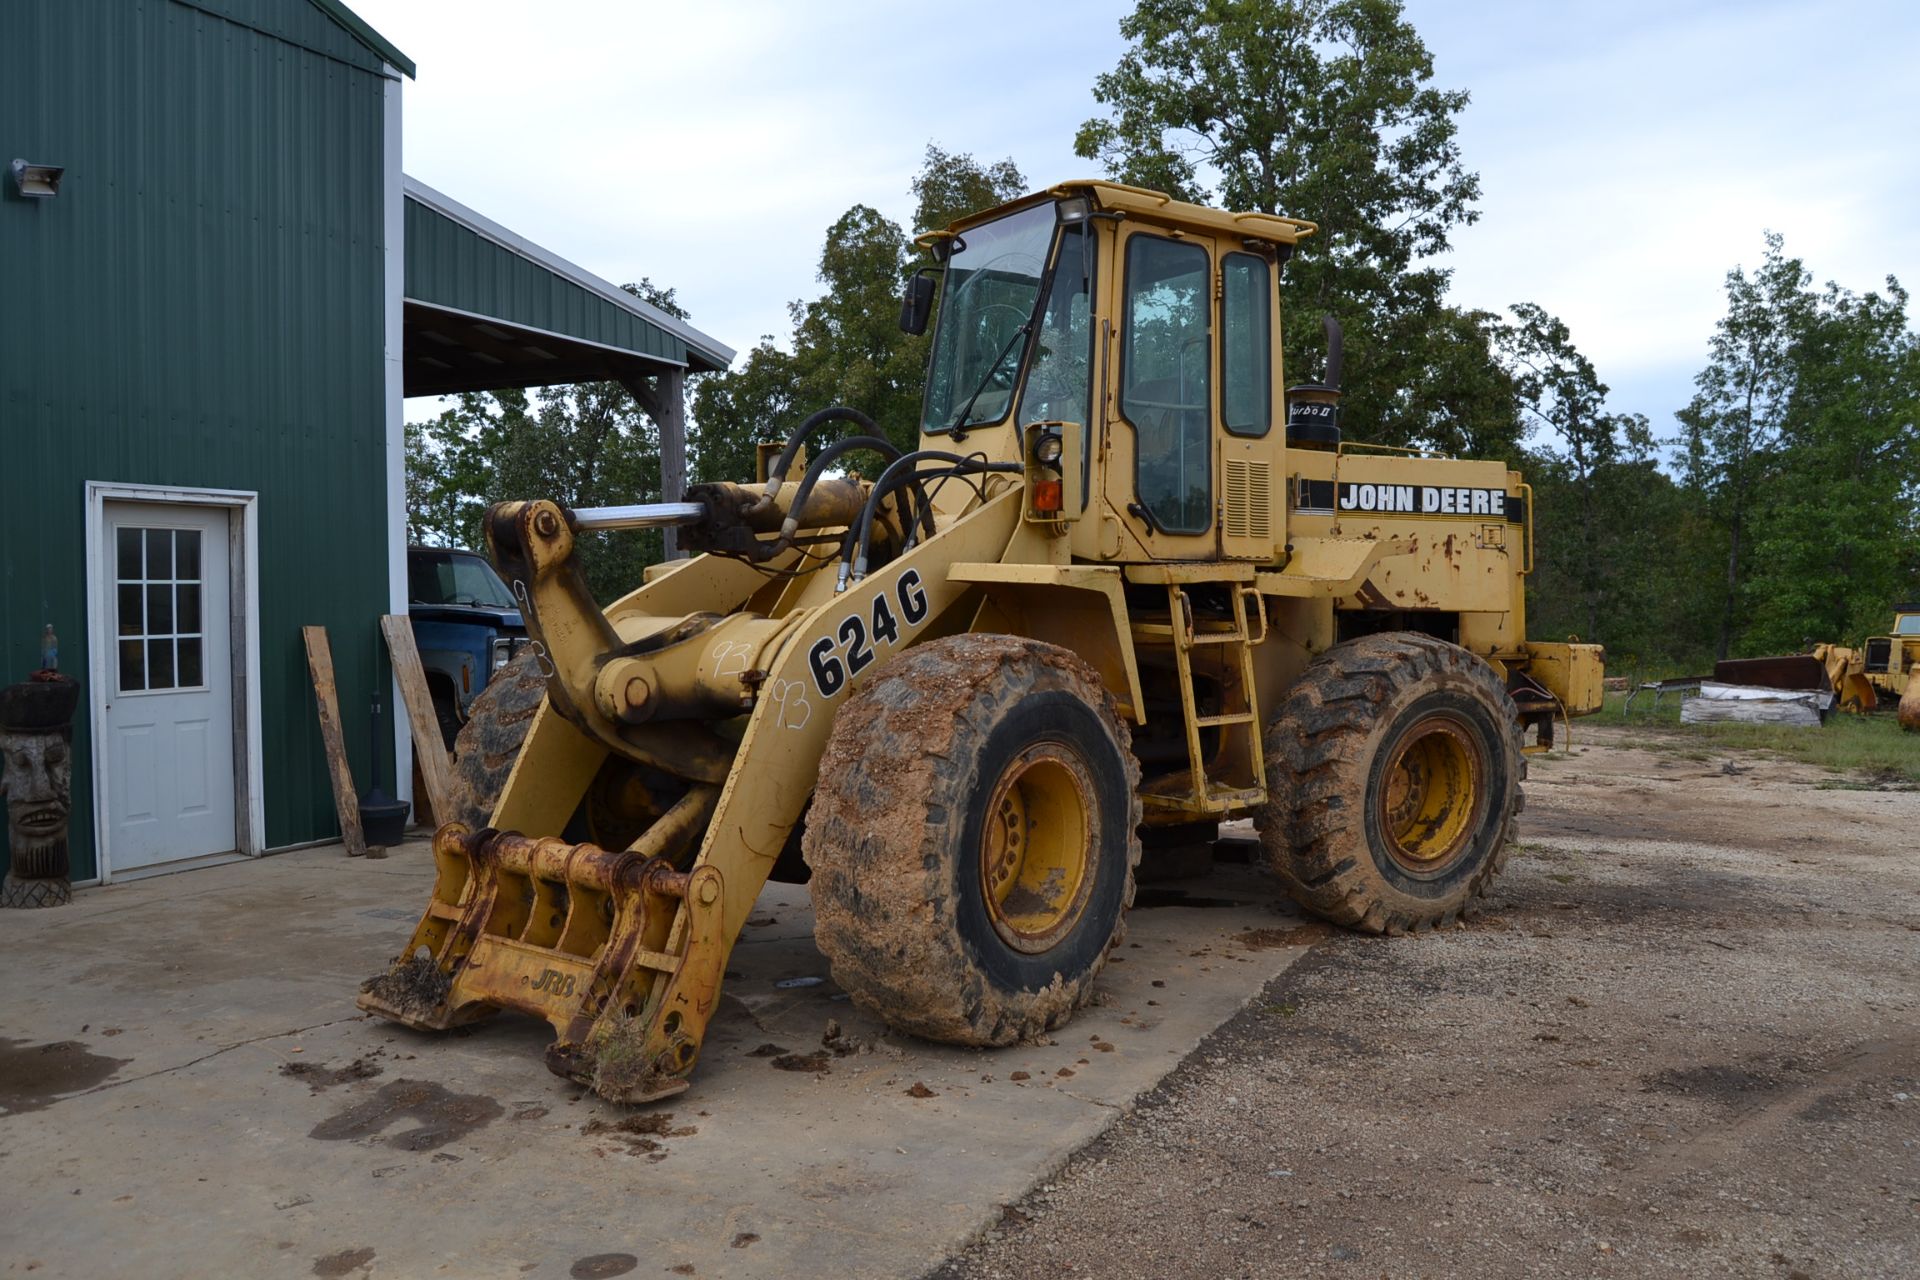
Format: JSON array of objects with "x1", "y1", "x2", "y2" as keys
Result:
[{"x1": 10, "y1": 160, "x2": 64, "y2": 198}]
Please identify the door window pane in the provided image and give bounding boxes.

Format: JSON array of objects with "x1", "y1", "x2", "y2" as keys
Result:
[
  {"x1": 118, "y1": 584, "x2": 144, "y2": 636},
  {"x1": 1123, "y1": 236, "x2": 1213, "y2": 534},
  {"x1": 178, "y1": 637, "x2": 204, "y2": 687},
  {"x1": 148, "y1": 638, "x2": 175, "y2": 687},
  {"x1": 117, "y1": 528, "x2": 141, "y2": 579},
  {"x1": 146, "y1": 529, "x2": 173, "y2": 579},
  {"x1": 1221, "y1": 253, "x2": 1272, "y2": 436},
  {"x1": 147, "y1": 584, "x2": 174, "y2": 635},
  {"x1": 114, "y1": 525, "x2": 208, "y2": 694},
  {"x1": 119, "y1": 639, "x2": 146, "y2": 692}
]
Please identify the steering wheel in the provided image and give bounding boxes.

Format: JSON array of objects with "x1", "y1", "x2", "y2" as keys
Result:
[{"x1": 967, "y1": 303, "x2": 1031, "y2": 375}]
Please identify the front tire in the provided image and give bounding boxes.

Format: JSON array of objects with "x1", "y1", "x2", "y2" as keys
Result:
[
  {"x1": 445, "y1": 647, "x2": 548, "y2": 829},
  {"x1": 804, "y1": 635, "x2": 1142, "y2": 1045},
  {"x1": 1258, "y1": 632, "x2": 1523, "y2": 934}
]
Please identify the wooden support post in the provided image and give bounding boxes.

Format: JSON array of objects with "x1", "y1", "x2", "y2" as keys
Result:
[
  {"x1": 621, "y1": 369, "x2": 689, "y2": 560},
  {"x1": 380, "y1": 614, "x2": 452, "y2": 829},
  {"x1": 303, "y1": 625, "x2": 368, "y2": 858}
]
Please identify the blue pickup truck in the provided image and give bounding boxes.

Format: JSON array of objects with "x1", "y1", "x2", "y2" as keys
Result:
[{"x1": 407, "y1": 545, "x2": 531, "y2": 746}]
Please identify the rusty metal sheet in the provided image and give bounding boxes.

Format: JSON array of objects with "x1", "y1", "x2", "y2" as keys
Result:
[{"x1": 1712, "y1": 654, "x2": 1829, "y2": 692}]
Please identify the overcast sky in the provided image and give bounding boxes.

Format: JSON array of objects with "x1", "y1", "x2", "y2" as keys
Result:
[{"x1": 356, "y1": 0, "x2": 1920, "y2": 444}]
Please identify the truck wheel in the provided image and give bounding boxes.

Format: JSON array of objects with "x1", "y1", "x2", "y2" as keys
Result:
[
  {"x1": 1258, "y1": 632, "x2": 1523, "y2": 934},
  {"x1": 804, "y1": 635, "x2": 1142, "y2": 1045},
  {"x1": 445, "y1": 647, "x2": 548, "y2": 830},
  {"x1": 431, "y1": 684, "x2": 463, "y2": 750}
]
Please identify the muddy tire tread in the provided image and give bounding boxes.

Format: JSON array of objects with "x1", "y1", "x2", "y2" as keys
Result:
[
  {"x1": 444, "y1": 648, "x2": 549, "y2": 830},
  {"x1": 804, "y1": 634, "x2": 1142, "y2": 1046},
  {"x1": 1258, "y1": 632, "x2": 1525, "y2": 935}
]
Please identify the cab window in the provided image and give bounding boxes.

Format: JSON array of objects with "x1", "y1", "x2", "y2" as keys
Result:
[
  {"x1": 1017, "y1": 221, "x2": 1097, "y2": 509},
  {"x1": 1221, "y1": 252, "x2": 1271, "y2": 436},
  {"x1": 1123, "y1": 236, "x2": 1212, "y2": 535}
]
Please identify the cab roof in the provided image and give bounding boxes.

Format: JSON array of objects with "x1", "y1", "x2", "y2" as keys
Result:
[{"x1": 930, "y1": 180, "x2": 1318, "y2": 246}]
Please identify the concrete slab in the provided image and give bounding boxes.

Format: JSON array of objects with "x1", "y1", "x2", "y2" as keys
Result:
[{"x1": 0, "y1": 838, "x2": 1313, "y2": 1279}]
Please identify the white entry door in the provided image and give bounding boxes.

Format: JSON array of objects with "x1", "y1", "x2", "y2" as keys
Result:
[{"x1": 102, "y1": 502, "x2": 237, "y2": 871}]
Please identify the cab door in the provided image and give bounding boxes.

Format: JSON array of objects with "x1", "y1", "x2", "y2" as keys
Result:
[
  {"x1": 1112, "y1": 226, "x2": 1218, "y2": 560},
  {"x1": 1216, "y1": 249, "x2": 1283, "y2": 561}
]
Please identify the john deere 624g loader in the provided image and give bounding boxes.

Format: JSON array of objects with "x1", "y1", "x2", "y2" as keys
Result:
[{"x1": 360, "y1": 181, "x2": 1605, "y2": 1101}]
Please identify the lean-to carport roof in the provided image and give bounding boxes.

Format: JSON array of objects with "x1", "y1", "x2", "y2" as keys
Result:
[{"x1": 402, "y1": 177, "x2": 734, "y2": 397}]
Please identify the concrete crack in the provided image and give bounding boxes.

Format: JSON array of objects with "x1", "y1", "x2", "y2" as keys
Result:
[{"x1": 60, "y1": 1015, "x2": 368, "y2": 1106}]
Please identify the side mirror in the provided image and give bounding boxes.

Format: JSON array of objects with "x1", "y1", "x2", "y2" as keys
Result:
[{"x1": 899, "y1": 271, "x2": 936, "y2": 336}]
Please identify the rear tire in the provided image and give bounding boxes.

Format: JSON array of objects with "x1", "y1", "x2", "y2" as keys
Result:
[
  {"x1": 1258, "y1": 632, "x2": 1523, "y2": 934},
  {"x1": 804, "y1": 635, "x2": 1142, "y2": 1045}
]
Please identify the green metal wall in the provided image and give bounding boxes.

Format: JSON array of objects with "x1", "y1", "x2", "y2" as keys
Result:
[
  {"x1": 0, "y1": 0, "x2": 396, "y2": 879},
  {"x1": 405, "y1": 199, "x2": 690, "y2": 368}
]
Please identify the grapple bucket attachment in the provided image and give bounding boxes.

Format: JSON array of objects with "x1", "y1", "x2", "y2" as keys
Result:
[{"x1": 358, "y1": 814, "x2": 726, "y2": 1103}]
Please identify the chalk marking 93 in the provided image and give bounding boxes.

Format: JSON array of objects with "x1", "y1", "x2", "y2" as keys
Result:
[{"x1": 808, "y1": 568, "x2": 930, "y2": 698}]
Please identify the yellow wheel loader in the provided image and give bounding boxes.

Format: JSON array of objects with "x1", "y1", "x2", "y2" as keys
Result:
[
  {"x1": 361, "y1": 181, "x2": 1605, "y2": 1102},
  {"x1": 1861, "y1": 606, "x2": 1920, "y2": 730}
]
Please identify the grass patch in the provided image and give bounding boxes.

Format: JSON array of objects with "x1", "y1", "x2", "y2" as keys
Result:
[{"x1": 1580, "y1": 691, "x2": 1920, "y2": 784}]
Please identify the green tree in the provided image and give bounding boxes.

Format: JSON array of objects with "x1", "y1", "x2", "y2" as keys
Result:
[
  {"x1": 1677, "y1": 232, "x2": 1817, "y2": 659},
  {"x1": 1500, "y1": 303, "x2": 1655, "y2": 642},
  {"x1": 402, "y1": 281, "x2": 692, "y2": 601},
  {"x1": 688, "y1": 339, "x2": 797, "y2": 483},
  {"x1": 1076, "y1": 0, "x2": 1513, "y2": 455},
  {"x1": 690, "y1": 145, "x2": 1027, "y2": 466},
  {"x1": 911, "y1": 143, "x2": 1026, "y2": 233},
  {"x1": 1743, "y1": 278, "x2": 1920, "y2": 650}
]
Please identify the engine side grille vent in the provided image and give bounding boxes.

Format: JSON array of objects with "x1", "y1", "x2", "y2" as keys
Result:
[{"x1": 1223, "y1": 459, "x2": 1272, "y2": 541}]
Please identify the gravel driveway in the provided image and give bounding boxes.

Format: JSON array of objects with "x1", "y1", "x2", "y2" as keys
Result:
[{"x1": 935, "y1": 725, "x2": 1920, "y2": 1279}]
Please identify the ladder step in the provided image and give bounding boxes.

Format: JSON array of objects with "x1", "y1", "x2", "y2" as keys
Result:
[{"x1": 1194, "y1": 712, "x2": 1257, "y2": 727}]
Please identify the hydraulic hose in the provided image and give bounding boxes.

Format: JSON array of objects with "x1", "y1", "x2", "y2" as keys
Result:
[
  {"x1": 780, "y1": 434, "x2": 932, "y2": 544},
  {"x1": 843, "y1": 451, "x2": 1021, "y2": 589},
  {"x1": 756, "y1": 406, "x2": 883, "y2": 510}
]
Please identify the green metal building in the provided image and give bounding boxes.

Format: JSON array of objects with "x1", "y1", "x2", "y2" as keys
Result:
[{"x1": 1, "y1": 0, "x2": 731, "y2": 884}]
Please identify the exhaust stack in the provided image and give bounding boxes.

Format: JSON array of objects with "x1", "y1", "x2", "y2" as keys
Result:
[{"x1": 1286, "y1": 314, "x2": 1343, "y2": 450}]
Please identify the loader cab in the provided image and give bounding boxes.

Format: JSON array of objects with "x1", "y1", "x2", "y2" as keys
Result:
[{"x1": 913, "y1": 182, "x2": 1315, "y2": 566}]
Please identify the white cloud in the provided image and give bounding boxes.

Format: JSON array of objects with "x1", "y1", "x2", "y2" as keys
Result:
[{"x1": 357, "y1": 0, "x2": 1918, "y2": 439}]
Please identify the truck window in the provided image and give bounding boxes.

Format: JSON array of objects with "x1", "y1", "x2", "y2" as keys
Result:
[
  {"x1": 410, "y1": 551, "x2": 516, "y2": 608},
  {"x1": 1123, "y1": 235, "x2": 1212, "y2": 535},
  {"x1": 1221, "y1": 252, "x2": 1271, "y2": 436}
]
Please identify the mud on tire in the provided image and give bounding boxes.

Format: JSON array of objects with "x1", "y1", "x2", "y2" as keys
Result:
[
  {"x1": 804, "y1": 634, "x2": 1142, "y2": 1045},
  {"x1": 1258, "y1": 632, "x2": 1524, "y2": 934},
  {"x1": 444, "y1": 647, "x2": 549, "y2": 830}
]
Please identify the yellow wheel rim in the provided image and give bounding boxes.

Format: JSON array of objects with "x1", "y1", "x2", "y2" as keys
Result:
[
  {"x1": 1377, "y1": 713, "x2": 1486, "y2": 874},
  {"x1": 979, "y1": 744, "x2": 1096, "y2": 954}
]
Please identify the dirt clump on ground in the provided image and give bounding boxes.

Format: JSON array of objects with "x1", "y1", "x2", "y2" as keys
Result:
[
  {"x1": 280, "y1": 1056, "x2": 382, "y2": 1093},
  {"x1": 1234, "y1": 922, "x2": 1334, "y2": 950},
  {"x1": 770, "y1": 1051, "x2": 832, "y2": 1073},
  {"x1": 937, "y1": 725, "x2": 1920, "y2": 1279}
]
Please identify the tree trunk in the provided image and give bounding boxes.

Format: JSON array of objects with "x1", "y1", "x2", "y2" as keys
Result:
[{"x1": 1717, "y1": 517, "x2": 1742, "y2": 661}]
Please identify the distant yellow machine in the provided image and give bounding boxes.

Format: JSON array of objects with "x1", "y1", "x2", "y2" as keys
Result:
[
  {"x1": 1861, "y1": 605, "x2": 1920, "y2": 729},
  {"x1": 359, "y1": 181, "x2": 1604, "y2": 1102}
]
